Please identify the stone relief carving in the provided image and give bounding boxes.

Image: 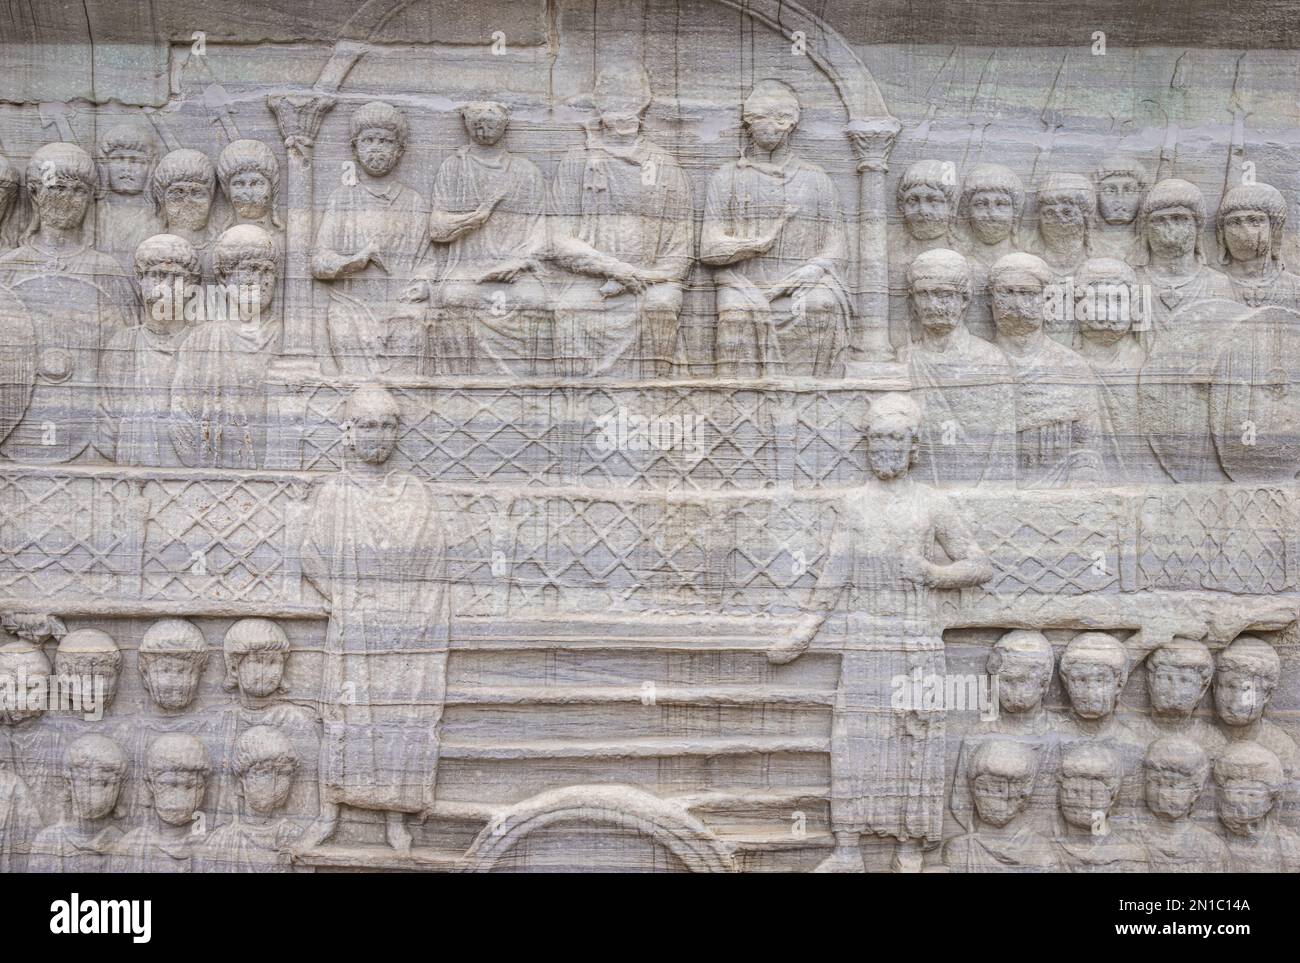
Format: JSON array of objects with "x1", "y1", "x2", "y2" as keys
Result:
[{"x1": 0, "y1": 0, "x2": 1296, "y2": 873}]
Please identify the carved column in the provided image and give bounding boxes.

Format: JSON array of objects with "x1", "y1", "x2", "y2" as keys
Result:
[
  {"x1": 267, "y1": 92, "x2": 336, "y2": 361},
  {"x1": 846, "y1": 117, "x2": 902, "y2": 362}
]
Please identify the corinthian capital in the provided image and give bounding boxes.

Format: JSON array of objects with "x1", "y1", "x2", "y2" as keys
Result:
[
  {"x1": 267, "y1": 93, "x2": 338, "y2": 160},
  {"x1": 845, "y1": 117, "x2": 902, "y2": 173}
]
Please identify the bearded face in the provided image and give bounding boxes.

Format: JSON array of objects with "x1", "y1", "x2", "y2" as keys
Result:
[
  {"x1": 463, "y1": 107, "x2": 509, "y2": 147},
  {"x1": 1097, "y1": 175, "x2": 1142, "y2": 225},
  {"x1": 163, "y1": 180, "x2": 213, "y2": 232},
  {"x1": 1223, "y1": 209, "x2": 1273, "y2": 263},
  {"x1": 910, "y1": 280, "x2": 968, "y2": 335},
  {"x1": 354, "y1": 127, "x2": 402, "y2": 177},
  {"x1": 967, "y1": 189, "x2": 1016, "y2": 244},
  {"x1": 350, "y1": 412, "x2": 398, "y2": 465},
  {"x1": 228, "y1": 171, "x2": 272, "y2": 221},
  {"x1": 106, "y1": 150, "x2": 150, "y2": 195},
  {"x1": 900, "y1": 186, "x2": 950, "y2": 241},
  {"x1": 1146, "y1": 768, "x2": 1202, "y2": 821},
  {"x1": 35, "y1": 178, "x2": 92, "y2": 230},
  {"x1": 992, "y1": 280, "x2": 1045, "y2": 337},
  {"x1": 70, "y1": 765, "x2": 123, "y2": 820},
  {"x1": 866, "y1": 423, "x2": 915, "y2": 481},
  {"x1": 1146, "y1": 208, "x2": 1198, "y2": 259}
]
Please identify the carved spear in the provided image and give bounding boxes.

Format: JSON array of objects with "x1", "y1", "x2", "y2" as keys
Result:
[
  {"x1": 1156, "y1": 51, "x2": 1191, "y2": 181},
  {"x1": 1224, "y1": 52, "x2": 1251, "y2": 192},
  {"x1": 1029, "y1": 49, "x2": 1071, "y2": 187},
  {"x1": 914, "y1": 47, "x2": 957, "y2": 150}
]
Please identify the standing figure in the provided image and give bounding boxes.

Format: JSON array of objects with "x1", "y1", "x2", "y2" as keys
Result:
[
  {"x1": 152, "y1": 149, "x2": 220, "y2": 279},
  {"x1": 548, "y1": 64, "x2": 694, "y2": 378},
  {"x1": 420, "y1": 101, "x2": 548, "y2": 376},
  {"x1": 98, "y1": 233, "x2": 199, "y2": 467},
  {"x1": 904, "y1": 248, "x2": 1014, "y2": 486},
  {"x1": 0, "y1": 143, "x2": 134, "y2": 464},
  {"x1": 1141, "y1": 736, "x2": 1230, "y2": 872},
  {"x1": 989, "y1": 252, "x2": 1103, "y2": 488},
  {"x1": 170, "y1": 224, "x2": 280, "y2": 469},
  {"x1": 767, "y1": 393, "x2": 993, "y2": 872},
  {"x1": 29, "y1": 735, "x2": 126, "y2": 872},
  {"x1": 216, "y1": 139, "x2": 283, "y2": 240},
  {"x1": 956, "y1": 163, "x2": 1025, "y2": 341},
  {"x1": 1029, "y1": 173, "x2": 1094, "y2": 343},
  {"x1": 943, "y1": 739, "x2": 1058, "y2": 872},
  {"x1": 1091, "y1": 157, "x2": 1148, "y2": 262},
  {"x1": 1053, "y1": 744, "x2": 1146, "y2": 872},
  {"x1": 95, "y1": 121, "x2": 162, "y2": 270},
  {"x1": 312, "y1": 101, "x2": 430, "y2": 377},
  {"x1": 702, "y1": 80, "x2": 852, "y2": 377},
  {"x1": 200, "y1": 726, "x2": 302, "y2": 872},
  {"x1": 1215, "y1": 742, "x2": 1300, "y2": 872},
  {"x1": 1216, "y1": 182, "x2": 1300, "y2": 309},
  {"x1": 298, "y1": 386, "x2": 453, "y2": 854},
  {"x1": 114, "y1": 734, "x2": 210, "y2": 872}
]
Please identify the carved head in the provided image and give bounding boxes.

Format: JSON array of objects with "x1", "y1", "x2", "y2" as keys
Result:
[
  {"x1": 1145, "y1": 636, "x2": 1213, "y2": 719},
  {"x1": 987, "y1": 629, "x2": 1054, "y2": 714},
  {"x1": 461, "y1": 101, "x2": 511, "y2": 147},
  {"x1": 742, "y1": 80, "x2": 801, "y2": 153},
  {"x1": 0, "y1": 154, "x2": 19, "y2": 227},
  {"x1": 144, "y1": 733, "x2": 209, "y2": 826},
  {"x1": 897, "y1": 160, "x2": 957, "y2": 242},
  {"x1": 1213, "y1": 741, "x2": 1283, "y2": 836},
  {"x1": 1074, "y1": 257, "x2": 1138, "y2": 345},
  {"x1": 134, "y1": 233, "x2": 200, "y2": 322},
  {"x1": 906, "y1": 248, "x2": 971, "y2": 336},
  {"x1": 960, "y1": 163, "x2": 1023, "y2": 246},
  {"x1": 151, "y1": 149, "x2": 216, "y2": 232},
  {"x1": 214, "y1": 224, "x2": 279, "y2": 316},
  {"x1": 1217, "y1": 182, "x2": 1286, "y2": 267},
  {"x1": 0, "y1": 641, "x2": 50, "y2": 725},
  {"x1": 223, "y1": 618, "x2": 290, "y2": 698},
  {"x1": 1144, "y1": 736, "x2": 1208, "y2": 821},
  {"x1": 1035, "y1": 172, "x2": 1094, "y2": 249},
  {"x1": 98, "y1": 121, "x2": 160, "y2": 196},
  {"x1": 65, "y1": 734, "x2": 127, "y2": 821},
  {"x1": 989, "y1": 252, "x2": 1051, "y2": 338},
  {"x1": 25, "y1": 143, "x2": 96, "y2": 234},
  {"x1": 55, "y1": 628, "x2": 122, "y2": 712},
  {"x1": 1214, "y1": 635, "x2": 1279, "y2": 727},
  {"x1": 1137, "y1": 178, "x2": 1206, "y2": 264},
  {"x1": 345, "y1": 384, "x2": 401, "y2": 466},
  {"x1": 969, "y1": 739, "x2": 1037, "y2": 828},
  {"x1": 217, "y1": 139, "x2": 281, "y2": 226},
  {"x1": 1093, "y1": 157, "x2": 1148, "y2": 226},
  {"x1": 350, "y1": 101, "x2": 408, "y2": 177},
  {"x1": 864, "y1": 393, "x2": 921, "y2": 482},
  {"x1": 233, "y1": 725, "x2": 297, "y2": 816},
  {"x1": 138, "y1": 619, "x2": 208, "y2": 711},
  {"x1": 1059, "y1": 632, "x2": 1129, "y2": 720},
  {"x1": 1, "y1": 612, "x2": 67, "y2": 644},
  {"x1": 594, "y1": 64, "x2": 653, "y2": 136},
  {"x1": 1058, "y1": 743, "x2": 1122, "y2": 830}
]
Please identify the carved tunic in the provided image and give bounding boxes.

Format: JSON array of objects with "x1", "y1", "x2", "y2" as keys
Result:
[
  {"x1": 0, "y1": 769, "x2": 40, "y2": 872},
  {"x1": 98, "y1": 323, "x2": 186, "y2": 467},
  {"x1": 1001, "y1": 336, "x2": 1103, "y2": 487},
  {"x1": 29, "y1": 822, "x2": 121, "y2": 872}
]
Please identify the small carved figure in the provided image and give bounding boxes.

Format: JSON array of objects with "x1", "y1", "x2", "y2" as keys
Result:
[
  {"x1": 768, "y1": 393, "x2": 993, "y2": 873},
  {"x1": 702, "y1": 79, "x2": 852, "y2": 377},
  {"x1": 152, "y1": 149, "x2": 220, "y2": 278},
  {"x1": 1137, "y1": 637, "x2": 1226, "y2": 754},
  {"x1": 1141, "y1": 736, "x2": 1229, "y2": 872},
  {"x1": 1091, "y1": 156, "x2": 1148, "y2": 262},
  {"x1": 1214, "y1": 742, "x2": 1300, "y2": 872},
  {"x1": 1029, "y1": 174, "x2": 1096, "y2": 322},
  {"x1": 95, "y1": 120, "x2": 162, "y2": 269},
  {"x1": 299, "y1": 386, "x2": 452, "y2": 854},
  {"x1": 114, "y1": 733, "x2": 210, "y2": 872},
  {"x1": 216, "y1": 139, "x2": 283, "y2": 239},
  {"x1": 200, "y1": 726, "x2": 301, "y2": 872},
  {"x1": 989, "y1": 252, "x2": 1103, "y2": 487},
  {"x1": 1054, "y1": 743, "x2": 1146, "y2": 872},
  {"x1": 29, "y1": 735, "x2": 126, "y2": 872},
  {"x1": 956, "y1": 163, "x2": 1025, "y2": 340},
  {"x1": 313, "y1": 101, "x2": 430, "y2": 377},
  {"x1": 549, "y1": 64, "x2": 694, "y2": 378},
  {"x1": 905, "y1": 248, "x2": 1015, "y2": 486},
  {"x1": 944, "y1": 739, "x2": 1058, "y2": 872}
]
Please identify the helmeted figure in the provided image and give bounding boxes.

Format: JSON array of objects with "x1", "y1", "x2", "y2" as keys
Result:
[
  {"x1": 703, "y1": 79, "x2": 852, "y2": 377},
  {"x1": 548, "y1": 64, "x2": 694, "y2": 378}
]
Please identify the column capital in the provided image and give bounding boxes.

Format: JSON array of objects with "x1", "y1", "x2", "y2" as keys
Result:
[
  {"x1": 267, "y1": 93, "x2": 338, "y2": 160},
  {"x1": 845, "y1": 117, "x2": 902, "y2": 174}
]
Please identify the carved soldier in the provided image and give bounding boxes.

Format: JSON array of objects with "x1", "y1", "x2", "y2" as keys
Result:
[
  {"x1": 1136, "y1": 637, "x2": 1226, "y2": 754},
  {"x1": 95, "y1": 120, "x2": 162, "y2": 270},
  {"x1": 1072, "y1": 257, "x2": 1150, "y2": 481},
  {"x1": 0, "y1": 154, "x2": 19, "y2": 250},
  {"x1": 200, "y1": 726, "x2": 301, "y2": 872},
  {"x1": 312, "y1": 101, "x2": 430, "y2": 377},
  {"x1": 1215, "y1": 742, "x2": 1300, "y2": 872},
  {"x1": 702, "y1": 79, "x2": 852, "y2": 377},
  {"x1": 549, "y1": 64, "x2": 694, "y2": 378},
  {"x1": 905, "y1": 248, "x2": 1014, "y2": 486},
  {"x1": 767, "y1": 393, "x2": 993, "y2": 872},
  {"x1": 950, "y1": 630, "x2": 1061, "y2": 834},
  {"x1": 97, "y1": 233, "x2": 198, "y2": 467},
  {"x1": 989, "y1": 252, "x2": 1103, "y2": 488},
  {"x1": 114, "y1": 734, "x2": 210, "y2": 872},
  {"x1": 299, "y1": 386, "x2": 453, "y2": 854},
  {"x1": 1141, "y1": 736, "x2": 1230, "y2": 872},
  {"x1": 1216, "y1": 182, "x2": 1300, "y2": 309},
  {"x1": 956, "y1": 163, "x2": 1025, "y2": 341},
  {"x1": 29, "y1": 735, "x2": 126, "y2": 873},
  {"x1": 891, "y1": 160, "x2": 959, "y2": 342},
  {"x1": 170, "y1": 224, "x2": 280, "y2": 469},
  {"x1": 0, "y1": 143, "x2": 133, "y2": 464},
  {"x1": 152, "y1": 148, "x2": 220, "y2": 279},
  {"x1": 943, "y1": 739, "x2": 1058, "y2": 872},
  {"x1": 1029, "y1": 173, "x2": 1094, "y2": 343},
  {"x1": 1053, "y1": 743, "x2": 1146, "y2": 872},
  {"x1": 217, "y1": 139, "x2": 283, "y2": 241},
  {"x1": 1091, "y1": 157, "x2": 1148, "y2": 262},
  {"x1": 418, "y1": 100, "x2": 548, "y2": 376}
]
